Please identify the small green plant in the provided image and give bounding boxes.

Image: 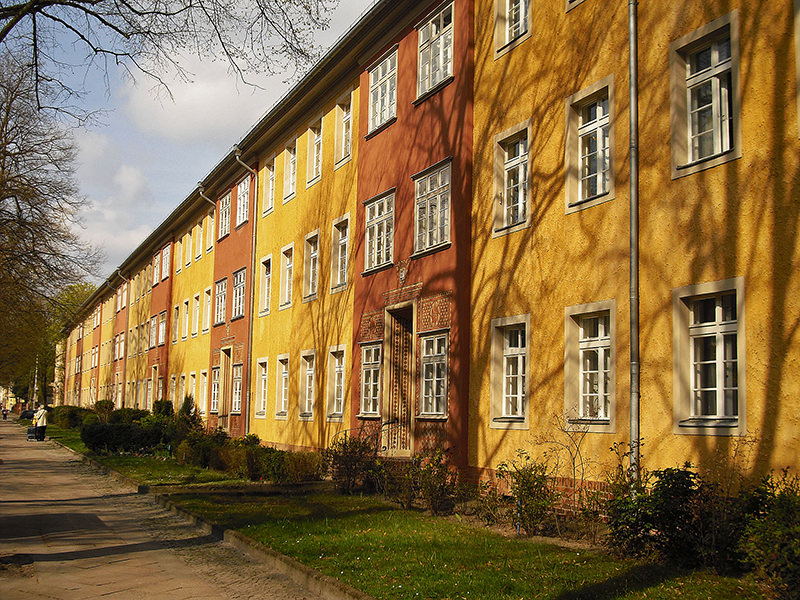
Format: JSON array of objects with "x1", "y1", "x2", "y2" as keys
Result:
[
  {"x1": 497, "y1": 449, "x2": 558, "y2": 536},
  {"x1": 415, "y1": 449, "x2": 458, "y2": 515},
  {"x1": 605, "y1": 440, "x2": 653, "y2": 558},
  {"x1": 475, "y1": 478, "x2": 509, "y2": 526},
  {"x1": 323, "y1": 433, "x2": 377, "y2": 493},
  {"x1": 93, "y1": 400, "x2": 114, "y2": 423}
]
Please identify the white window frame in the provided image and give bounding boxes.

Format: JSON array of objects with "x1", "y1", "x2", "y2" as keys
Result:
[
  {"x1": 184, "y1": 232, "x2": 191, "y2": 268},
  {"x1": 304, "y1": 232, "x2": 319, "y2": 300},
  {"x1": 214, "y1": 278, "x2": 227, "y2": 325},
  {"x1": 420, "y1": 332, "x2": 448, "y2": 417},
  {"x1": 413, "y1": 160, "x2": 451, "y2": 253},
  {"x1": 331, "y1": 215, "x2": 349, "y2": 291},
  {"x1": 490, "y1": 314, "x2": 530, "y2": 429},
  {"x1": 192, "y1": 294, "x2": 200, "y2": 336},
  {"x1": 199, "y1": 370, "x2": 207, "y2": 415},
  {"x1": 669, "y1": 12, "x2": 741, "y2": 178},
  {"x1": 673, "y1": 277, "x2": 746, "y2": 436},
  {"x1": 206, "y1": 211, "x2": 214, "y2": 252},
  {"x1": 307, "y1": 118, "x2": 323, "y2": 185},
  {"x1": 364, "y1": 191, "x2": 394, "y2": 271},
  {"x1": 493, "y1": 120, "x2": 531, "y2": 236},
  {"x1": 299, "y1": 350, "x2": 315, "y2": 420},
  {"x1": 232, "y1": 268, "x2": 246, "y2": 319},
  {"x1": 565, "y1": 76, "x2": 615, "y2": 213},
  {"x1": 203, "y1": 287, "x2": 212, "y2": 332},
  {"x1": 152, "y1": 253, "x2": 161, "y2": 285},
  {"x1": 259, "y1": 255, "x2": 272, "y2": 315},
  {"x1": 280, "y1": 244, "x2": 294, "y2": 309},
  {"x1": 335, "y1": 92, "x2": 353, "y2": 166},
  {"x1": 175, "y1": 239, "x2": 182, "y2": 274},
  {"x1": 182, "y1": 299, "x2": 190, "y2": 339},
  {"x1": 149, "y1": 317, "x2": 157, "y2": 350},
  {"x1": 210, "y1": 367, "x2": 219, "y2": 413},
  {"x1": 417, "y1": 2, "x2": 454, "y2": 97},
  {"x1": 284, "y1": 141, "x2": 297, "y2": 200},
  {"x1": 276, "y1": 354, "x2": 290, "y2": 418},
  {"x1": 327, "y1": 345, "x2": 346, "y2": 420},
  {"x1": 494, "y1": 0, "x2": 532, "y2": 58},
  {"x1": 263, "y1": 158, "x2": 275, "y2": 214},
  {"x1": 235, "y1": 175, "x2": 250, "y2": 227},
  {"x1": 172, "y1": 305, "x2": 179, "y2": 343},
  {"x1": 231, "y1": 364, "x2": 243, "y2": 413},
  {"x1": 256, "y1": 359, "x2": 268, "y2": 417},
  {"x1": 218, "y1": 192, "x2": 231, "y2": 238},
  {"x1": 360, "y1": 344, "x2": 382, "y2": 416},
  {"x1": 368, "y1": 48, "x2": 398, "y2": 133},
  {"x1": 195, "y1": 220, "x2": 203, "y2": 260}
]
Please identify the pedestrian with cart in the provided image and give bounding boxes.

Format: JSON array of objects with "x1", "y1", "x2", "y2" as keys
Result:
[{"x1": 33, "y1": 405, "x2": 47, "y2": 441}]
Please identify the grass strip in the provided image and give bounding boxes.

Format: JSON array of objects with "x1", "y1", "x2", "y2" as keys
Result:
[{"x1": 170, "y1": 492, "x2": 763, "y2": 600}]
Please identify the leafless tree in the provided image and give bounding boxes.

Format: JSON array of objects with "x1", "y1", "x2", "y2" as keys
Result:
[
  {"x1": 0, "y1": 53, "x2": 101, "y2": 383},
  {"x1": 0, "y1": 0, "x2": 339, "y2": 112}
]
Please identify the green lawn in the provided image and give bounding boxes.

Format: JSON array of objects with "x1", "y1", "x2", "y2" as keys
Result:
[
  {"x1": 46, "y1": 423, "x2": 88, "y2": 453},
  {"x1": 171, "y1": 492, "x2": 763, "y2": 600}
]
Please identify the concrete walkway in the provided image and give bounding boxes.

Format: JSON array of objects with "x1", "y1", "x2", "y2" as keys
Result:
[{"x1": 0, "y1": 418, "x2": 313, "y2": 599}]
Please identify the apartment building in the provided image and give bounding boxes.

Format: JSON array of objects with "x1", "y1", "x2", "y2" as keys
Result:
[{"x1": 61, "y1": 0, "x2": 800, "y2": 480}]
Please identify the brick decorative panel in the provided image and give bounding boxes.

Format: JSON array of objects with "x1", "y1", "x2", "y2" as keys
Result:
[
  {"x1": 233, "y1": 344, "x2": 244, "y2": 364},
  {"x1": 416, "y1": 420, "x2": 447, "y2": 454},
  {"x1": 211, "y1": 349, "x2": 220, "y2": 368},
  {"x1": 418, "y1": 292, "x2": 452, "y2": 332},
  {"x1": 383, "y1": 282, "x2": 423, "y2": 307},
  {"x1": 359, "y1": 311, "x2": 384, "y2": 342}
]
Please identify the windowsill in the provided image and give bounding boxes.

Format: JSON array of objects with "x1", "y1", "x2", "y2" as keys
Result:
[
  {"x1": 262, "y1": 207, "x2": 274, "y2": 218},
  {"x1": 230, "y1": 411, "x2": 241, "y2": 416},
  {"x1": 361, "y1": 262, "x2": 394, "y2": 277},
  {"x1": 230, "y1": 315, "x2": 244, "y2": 322},
  {"x1": 568, "y1": 417, "x2": 611, "y2": 425},
  {"x1": 209, "y1": 411, "x2": 218, "y2": 415},
  {"x1": 679, "y1": 417, "x2": 739, "y2": 428},
  {"x1": 411, "y1": 242, "x2": 451, "y2": 260},
  {"x1": 357, "y1": 413, "x2": 381, "y2": 420},
  {"x1": 306, "y1": 175, "x2": 321, "y2": 189},
  {"x1": 330, "y1": 283, "x2": 347, "y2": 295},
  {"x1": 235, "y1": 220, "x2": 248, "y2": 231},
  {"x1": 283, "y1": 193, "x2": 295, "y2": 204},
  {"x1": 299, "y1": 412, "x2": 314, "y2": 422},
  {"x1": 492, "y1": 218, "x2": 530, "y2": 239},
  {"x1": 677, "y1": 149, "x2": 735, "y2": 171},
  {"x1": 279, "y1": 302, "x2": 292, "y2": 312},
  {"x1": 258, "y1": 309, "x2": 270, "y2": 318},
  {"x1": 417, "y1": 413, "x2": 447, "y2": 421},
  {"x1": 217, "y1": 233, "x2": 229, "y2": 243},
  {"x1": 494, "y1": 30, "x2": 531, "y2": 60},
  {"x1": 275, "y1": 411, "x2": 288, "y2": 421},
  {"x1": 493, "y1": 416, "x2": 525, "y2": 423},
  {"x1": 302, "y1": 293, "x2": 318, "y2": 304},
  {"x1": 365, "y1": 117, "x2": 397, "y2": 141},
  {"x1": 334, "y1": 154, "x2": 352, "y2": 171},
  {"x1": 327, "y1": 414, "x2": 344, "y2": 422},
  {"x1": 213, "y1": 321, "x2": 225, "y2": 327},
  {"x1": 202, "y1": 328, "x2": 209, "y2": 334},
  {"x1": 413, "y1": 76, "x2": 455, "y2": 106},
  {"x1": 191, "y1": 333, "x2": 198, "y2": 338}
]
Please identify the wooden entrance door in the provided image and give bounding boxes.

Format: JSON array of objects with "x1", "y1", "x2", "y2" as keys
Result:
[{"x1": 382, "y1": 307, "x2": 413, "y2": 457}]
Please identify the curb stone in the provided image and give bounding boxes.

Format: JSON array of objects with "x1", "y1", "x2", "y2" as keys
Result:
[{"x1": 46, "y1": 436, "x2": 376, "y2": 600}]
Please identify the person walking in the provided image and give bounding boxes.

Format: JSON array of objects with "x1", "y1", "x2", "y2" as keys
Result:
[
  {"x1": 2, "y1": 406, "x2": 7, "y2": 420},
  {"x1": 33, "y1": 405, "x2": 47, "y2": 441}
]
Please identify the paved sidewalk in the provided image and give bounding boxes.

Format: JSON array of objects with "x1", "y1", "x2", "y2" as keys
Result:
[{"x1": 0, "y1": 418, "x2": 313, "y2": 600}]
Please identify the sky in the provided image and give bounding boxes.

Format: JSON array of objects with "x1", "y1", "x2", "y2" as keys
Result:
[{"x1": 73, "y1": 1, "x2": 373, "y2": 282}]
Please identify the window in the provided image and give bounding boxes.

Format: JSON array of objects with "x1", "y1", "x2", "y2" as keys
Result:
[
  {"x1": 184, "y1": 232, "x2": 191, "y2": 267},
  {"x1": 152, "y1": 254, "x2": 161, "y2": 284},
  {"x1": 192, "y1": 295, "x2": 200, "y2": 336},
  {"x1": 335, "y1": 95, "x2": 352, "y2": 165},
  {"x1": 300, "y1": 352, "x2": 315, "y2": 418},
  {"x1": 195, "y1": 220, "x2": 203, "y2": 260},
  {"x1": 232, "y1": 268, "x2": 246, "y2": 318},
  {"x1": 214, "y1": 279, "x2": 227, "y2": 324},
  {"x1": 493, "y1": 120, "x2": 531, "y2": 236},
  {"x1": 172, "y1": 306, "x2": 179, "y2": 343},
  {"x1": 565, "y1": 300, "x2": 616, "y2": 432},
  {"x1": 203, "y1": 288, "x2": 211, "y2": 332},
  {"x1": 307, "y1": 120, "x2": 323, "y2": 183},
  {"x1": 198, "y1": 371, "x2": 207, "y2": 414},
  {"x1": 365, "y1": 192, "x2": 394, "y2": 270},
  {"x1": 161, "y1": 246, "x2": 170, "y2": 281},
  {"x1": 236, "y1": 176, "x2": 249, "y2": 226},
  {"x1": 231, "y1": 364, "x2": 243, "y2": 413},
  {"x1": 264, "y1": 159, "x2": 275, "y2": 214},
  {"x1": 490, "y1": 315, "x2": 530, "y2": 429},
  {"x1": 175, "y1": 239, "x2": 182, "y2": 273},
  {"x1": 360, "y1": 345, "x2": 381, "y2": 416},
  {"x1": 284, "y1": 142, "x2": 297, "y2": 199},
  {"x1": 257, "y1": 360, "x2": 268, "y2": 416},
  {"x1": 414, "y1": 161, "x2": 450, "y2": 253},
  {"x1": 328, "y1": 347, "x2": 346, "y2": 419},
  {"x1": 179, "y1": 374, "x2": 186, "y2": 404},
  {"x1": 182, "y1": 299, "x2": 190, "y2": 339},
  {"x1": 210, "y1": 368, "x2": 219, "y2": 413},
  {"x1": 673, "y1": 277, "x2": 745, "y2": 435},
  {"x1": 218, "y1": 192, "x2": 231, "y2": 238},
  {"x1": 276, "y1": 355, "x2": 289, "y2": 416},
  {"x1": 494, "y1": 0, "x2": 532, "y2": 57},
  {"x1": 149, "y1": 316, "x2": 157, "y2": 349},
  {"x1": 368, "y1": 49, "x2": 397, "y2": 132},
  {"x1": 169, "y1": 375, "x2": 176, "y2": 404},
  {"x1": 669, "y1": 12, "x2": 740, "y2": 178},
  {"x1": 331, "y1": 216, "x2": 349, "y2": 289},
  {"x1": 304, "y1": 233, "x2": 319, "y2": 299},
  {"x1": 206, "y1": 211, "x2": 214, "y2": 252},
  {"x1": 565, "y1": 77, "x2": 615, "y2": 212},
  {"x1": 421, "y1": 333, "x2": 448, "y2": 416},
  {"x1": 158, "y1": 311, "x2": 166, "y2": 345},
  {"x1": 259, "y1": 257, "x2": 272, "y2": 314},
  {"x1": 417, "y1": 3, "x2": 453, "y2": 96},
  {"x1": 280, "y1": 245, "x2": 293, "y2": 308}
]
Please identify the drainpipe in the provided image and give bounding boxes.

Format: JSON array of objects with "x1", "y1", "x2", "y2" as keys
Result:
[
  {"x1": 628, "y1": 0, "x2": 641, "y2": 480},
  {"x1": 197, "y1": 183, "x2": 216, "y2": 207},
  {"x1": 234, "y1": 144, "x2": 259, "y2": 437}
]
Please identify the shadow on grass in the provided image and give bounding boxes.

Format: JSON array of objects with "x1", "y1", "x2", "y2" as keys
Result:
[{"x1": 555, "y1": 563, "x2": 684, "y2": 600}]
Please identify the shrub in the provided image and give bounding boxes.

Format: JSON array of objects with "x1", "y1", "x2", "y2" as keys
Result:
[
  {"x1": 52, "y1": 405, "x2": 92, "y2": 429},
  {"x1": 498, "y1": 449, "x2": 558, "y2": 536},
  {"x1": 153, "y1": 401, "x2": 174, "y2": 417},
  {"x1": 741, "y1": 470, "x2": 800, "y2": 599},
  {"x1": 376, "y1": 459, "x2": 417, "y2": 509},
  {"x1": 323, "y1": 434, "x2": 377, "y2": 493},
  {"x1": 476, "y1": 479, "x2": 509, "y2": 526},
  {"x1": 176, "y1": 428, "x2": 229, "y2": 470},
  {"x1": 605, "y1": 441, "x2": 654, "y2": 558},
  {"x1": 109, "y1": 408, "x2": 149, "y2": 424},
  {"x1": 415, "y1": 449, "x2": 458, "y2": 515},
  {"x1": 94, "y1": 400, "x2": 114, "y2": 423},
  {"x1": 82, "y1": 412, "x2": 99, "y2": 426},
  {"x1": 648, "y1": 464, "x2": 702, "y2": 566},
  {"x1": 80, "y1": 422, "x2": 162, "y2": 454},
  {"x1": 283, "y1": 451, "x2": 324, "y2": 483}
]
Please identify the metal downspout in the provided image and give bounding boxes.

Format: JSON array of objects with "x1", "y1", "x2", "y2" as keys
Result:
[
  {"x1": 234, "y1": 145, "x2": 259, "y2": 438},
  {"x1": 628, "y1": 0, "x2": 641, "y2": 479}
]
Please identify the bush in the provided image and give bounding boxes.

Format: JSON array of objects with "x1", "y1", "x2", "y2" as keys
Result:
[
  {"x1": 498, "y1": 449, "x2": 558, "y2": 536},
  {"x1": 476, "y1": 479, "x2": 509, "y2": 526},
  {"x1": 153, "y1": 401, "x2": 174, "y2": 417},
  {"x1": 283, "y1": 451, "x2": 324, "y2": 483},
  {"x1": 94, "y1": 400, "x2": 114, "y2": 423},
  {"x1": 82, "y1": 412, "x2": 99, "y2": 426},
  {"x1": 376, "y1": 459, "x2": 417, "y2": 509},
  {"x1": 109, "y1": 408, "x2": 150, "y2": 424},
  {"x1": 176, "y1": 428, "x2": 229, "y2": 470},
  {"x1": 605, "y1": 441, "x2": 654, "y2": 558},
  {"x1": 52, "y1": 405, "x2": 92, "y2": 429},
  {"x1": 323, "y1": 434, "x2": 377, "y2": 493},
  {"x1": 80, "y1": 422, "x2": 162, "y2": 454},
  {"x1": 414, "y1": 449, "x2": 458, "y2": 515},
  {"x1": 741, "y1": 470, "x2": 800, "y2": 599}
]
